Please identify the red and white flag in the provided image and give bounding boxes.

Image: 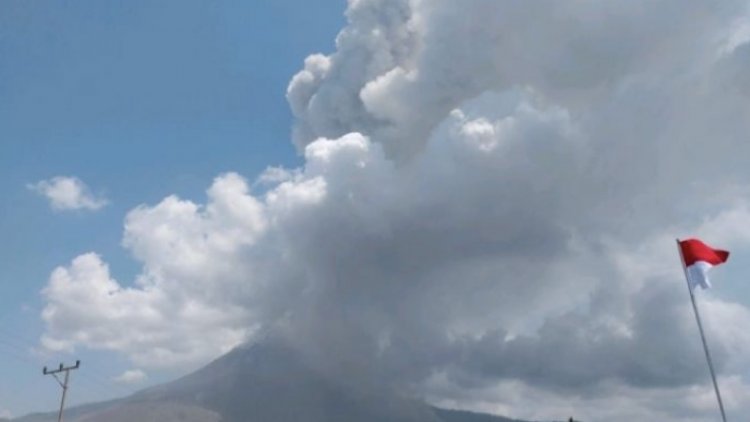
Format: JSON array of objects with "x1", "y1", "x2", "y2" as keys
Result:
[{"x1": 679, "y1": 238, "x2": 730, "y2": 290}]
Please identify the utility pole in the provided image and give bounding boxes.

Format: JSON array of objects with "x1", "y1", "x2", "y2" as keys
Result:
[{"x1": 43, "y1": 360, "x2": 80, "y2": 422}]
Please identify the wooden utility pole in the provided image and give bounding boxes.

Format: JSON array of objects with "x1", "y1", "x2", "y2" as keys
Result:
[{"x1": 43, "y1": 360, "x2": 80, "y2": 422}]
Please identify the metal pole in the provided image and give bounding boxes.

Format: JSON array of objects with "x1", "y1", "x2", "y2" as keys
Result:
[{"x1": 676, "y1": 239, "x2": 727, "y2": 422}]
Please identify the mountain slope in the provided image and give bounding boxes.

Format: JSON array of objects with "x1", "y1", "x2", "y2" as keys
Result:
[
  {"x1": 433, "y1": 408, "x2": 530, "y2": 422},
  {"x1": 15, "y1": 340, "x2": 533, "y2": 422}
]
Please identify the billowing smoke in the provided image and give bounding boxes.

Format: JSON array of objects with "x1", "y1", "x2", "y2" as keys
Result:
[{"x1": 41, "y1": 0, "x2": 750, "y2": 420}]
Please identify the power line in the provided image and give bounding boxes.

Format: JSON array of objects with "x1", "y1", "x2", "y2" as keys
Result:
[{"x1": 0, "y1": 327, "x2": 132, "y2": 397}]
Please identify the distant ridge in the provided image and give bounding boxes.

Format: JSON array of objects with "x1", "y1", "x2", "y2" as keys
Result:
[
  {"x1": 433, "y1": 407, "x2": 531, "y2": 422},
  {"x1": 14, "y1": 339, "x2": 545, "y2": 422}
]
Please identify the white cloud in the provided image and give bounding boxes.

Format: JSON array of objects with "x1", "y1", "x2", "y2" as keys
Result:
[
  {"x1": 39, "y1": 0, "x2": 750, "y2": 420},
  {"x1": 29, "y1": 176, "x2": 108, "y2": 211},
  {"x1": 0, "y1": 408, "x2": 11, "y2": 419},
  {"x1": 114, "y1": 369, "x2": 148, "y2": 384},
  {"x1": 41, "y1": 174, "x2": 264, "y2": 369}
]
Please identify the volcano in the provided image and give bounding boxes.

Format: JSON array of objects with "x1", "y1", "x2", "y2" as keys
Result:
[{"x1": 13, "y1": 339, "x2": 536, "y2": 422}]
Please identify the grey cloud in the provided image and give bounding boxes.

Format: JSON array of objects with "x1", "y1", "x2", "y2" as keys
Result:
[{"x1": 453, "y1": 282, "x2": 710, "y2": 391}]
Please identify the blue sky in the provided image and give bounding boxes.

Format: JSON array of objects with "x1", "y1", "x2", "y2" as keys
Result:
[{"x1": 0, "y1": 0, "x2": 344, "y2": 415}]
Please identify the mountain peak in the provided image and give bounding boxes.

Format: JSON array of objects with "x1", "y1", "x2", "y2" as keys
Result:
[{"x1": 15, "y1": 339, "x2": 535, "y2": 422}]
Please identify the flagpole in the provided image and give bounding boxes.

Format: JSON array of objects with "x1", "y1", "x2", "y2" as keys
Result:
[{"x1": 676, "y1": 239, "x2": 727, "y2": 422}]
